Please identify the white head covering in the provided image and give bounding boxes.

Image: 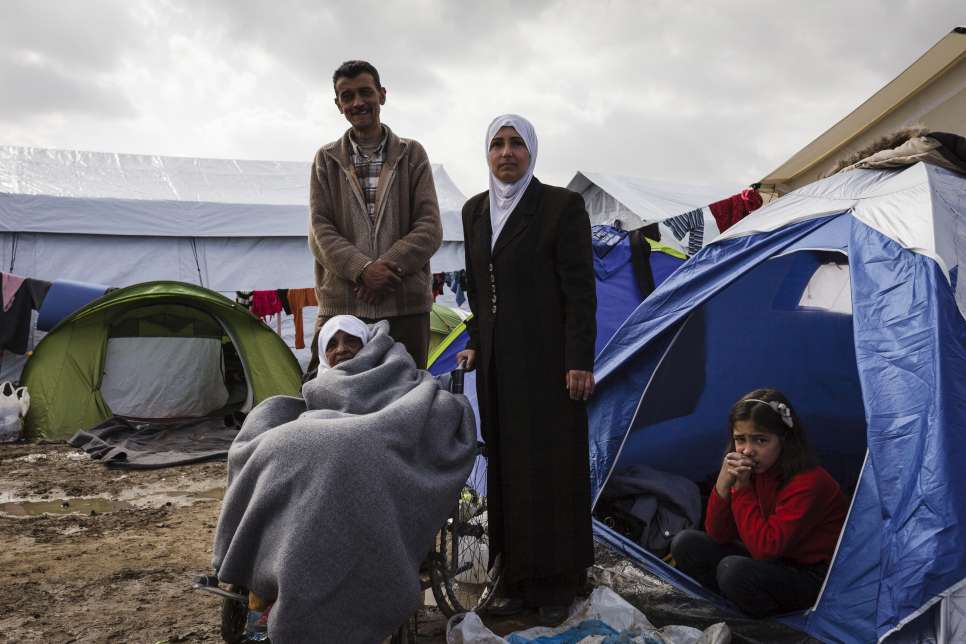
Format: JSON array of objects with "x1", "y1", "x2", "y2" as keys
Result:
[
  {"x1": 318, "y1": 315, "x2": 370, "y2": 367},
  {"x1": 486, "y1": 114, "x2": 537, "y2": 249}
]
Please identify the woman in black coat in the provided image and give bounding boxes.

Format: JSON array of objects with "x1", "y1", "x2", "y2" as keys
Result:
[{"x1": 456, "y1": 114, "x2": 596, "y2": 624}]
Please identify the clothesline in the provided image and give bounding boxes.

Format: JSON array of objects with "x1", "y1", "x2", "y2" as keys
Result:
[
  {"x1": 663, "y1": 188, "x2": 764, "y2": 256},
  {"x1": 1, "y1": 273, "x2": 52, "y2": 356},
  {"x1": 236, "y1": 288, "x2": 318, "y2": 349},
  {"x1": 432, "y1": 269, "x2": 467, "y2": 306}
]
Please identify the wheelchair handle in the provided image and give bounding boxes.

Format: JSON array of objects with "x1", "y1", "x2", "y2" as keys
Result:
[{"x1": 451, "y1": 359, "x2": 467, "y2": 394}]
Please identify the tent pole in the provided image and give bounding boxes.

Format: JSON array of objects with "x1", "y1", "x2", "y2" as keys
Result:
[
  {"x1": 190, "y1": 238, "x2": 205, "y2": 287},
  {"x1": 8, "y1": 232, "x2": 18, "y2": 272}
]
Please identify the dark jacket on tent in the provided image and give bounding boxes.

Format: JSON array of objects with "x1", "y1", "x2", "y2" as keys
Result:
[{"x1": 462, "y1": 178, "x2": 596, "y2": 593}]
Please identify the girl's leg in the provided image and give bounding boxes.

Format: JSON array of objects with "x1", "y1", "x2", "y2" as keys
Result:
[
  {"x1": 716, "y1": 556, "x2": 826, "y2": 617},
  {"x1": 670, "y1": 530, "x2": 748, "y2": 592}
]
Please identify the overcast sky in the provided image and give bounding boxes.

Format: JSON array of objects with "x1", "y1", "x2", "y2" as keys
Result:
[{"x1": 1, "y1": 1, "x2": 963, "y2": 196}]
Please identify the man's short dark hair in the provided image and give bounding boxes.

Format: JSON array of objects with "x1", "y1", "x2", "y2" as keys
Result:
[{"x1": 332, "y1": 60, "x2": 382, "y2": 92}]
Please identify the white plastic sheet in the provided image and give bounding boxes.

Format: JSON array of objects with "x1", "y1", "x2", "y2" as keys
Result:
[
  {"x1": 100, "y1": 337, "x2": 229, "y2": 418},
  {"x1": 446, "y1": 586, "x2": 729, "y2": 644},
  {"x1": 567, "y1": 172, "x2": 735, "y2": 253},
  {"x1": 0, "y1": 146, "x2": 469, "y2": 288}
]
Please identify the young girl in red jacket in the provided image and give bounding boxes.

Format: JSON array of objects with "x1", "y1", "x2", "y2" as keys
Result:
[{"x1": 670, "y1": 388, "x2": 848, "y2": 617}]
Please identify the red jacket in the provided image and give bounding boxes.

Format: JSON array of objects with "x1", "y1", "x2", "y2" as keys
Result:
[{"x1": 705, "y1": 466, "x2": 847, "y2": 564}]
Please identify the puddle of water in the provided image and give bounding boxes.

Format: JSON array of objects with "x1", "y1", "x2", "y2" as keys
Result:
[
  {"x1": 196, "y1": 487, "x2": 225, "y2": 500},
  {"x1": 0, "y1": 497, "x2": 132, "y2": 517},
  {"x1": 116, "y1": 482, "x2": 225, "y2": 508},
  {"x1": 0, "y1": 476, "x2": 225, "y2": 515}
]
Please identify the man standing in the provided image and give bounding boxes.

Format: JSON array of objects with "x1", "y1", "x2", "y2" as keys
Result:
[{"x1": 308, "y1": 60, "x2": 442, "y2": 372}]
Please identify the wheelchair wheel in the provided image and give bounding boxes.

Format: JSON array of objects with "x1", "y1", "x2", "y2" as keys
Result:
[
  {"x1": 220, "y1": 584, "x2": 248, "y2": 644},
  {"x1": 429, "y1": 470, "x2": 498, "y2": 616},
  {"x1": 389, "y1": 617, "x2": 415, "y2": 644}
]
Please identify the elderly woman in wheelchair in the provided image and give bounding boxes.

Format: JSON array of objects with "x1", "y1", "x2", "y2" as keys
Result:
[{"x1": 204, "y1": 315, "x2": 480, "y2": 643}]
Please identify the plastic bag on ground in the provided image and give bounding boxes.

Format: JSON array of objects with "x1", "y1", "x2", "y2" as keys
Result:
[
  {"x1": 0, "y1": 381, "x2": 20, "y2": 417},
  {"x1": 447, "y1": 586, "x2": 730, "y2": 644},
  {"x1": 0, "y1": 382, "x2": 27, "y2": 442},
  {"x1": 0, "y1": 415, "x2": 22, "y2": 443}
]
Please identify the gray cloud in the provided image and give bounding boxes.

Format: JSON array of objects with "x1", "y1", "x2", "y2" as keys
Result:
[
  {"x1": 0, "y1": 54, "x2": 137, "y2": 120},
  {"x1": 0, "y1": 1, "x2": 142, "y2": 71},
  {"x1": 0, "y1": 0, "x2": 141, "y2": 120},
  {"x1": 1, "y1": 0, "x2": 962, "y2": 193}
]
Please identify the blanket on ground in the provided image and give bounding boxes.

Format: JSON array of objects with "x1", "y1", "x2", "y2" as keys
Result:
[
  {"x1": 211, "y1": 321, "x2": 477, "y2": 644},
  {"x1": 68, "y1": 415, "x2": 241, "y2": 469}
]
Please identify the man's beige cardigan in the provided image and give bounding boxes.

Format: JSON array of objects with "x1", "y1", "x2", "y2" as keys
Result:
[{"x1": 309, "y1": 125, "x2": 442, "y2": 319}]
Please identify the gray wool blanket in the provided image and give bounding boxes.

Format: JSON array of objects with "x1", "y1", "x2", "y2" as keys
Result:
[{"x1": 211, "y1": 322, "x2": 477, "y2": 643}]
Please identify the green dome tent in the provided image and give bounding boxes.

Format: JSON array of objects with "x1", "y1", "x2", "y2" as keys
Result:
[{"x1": 23, "y1": 281, "x2": 302, "y2": 441}]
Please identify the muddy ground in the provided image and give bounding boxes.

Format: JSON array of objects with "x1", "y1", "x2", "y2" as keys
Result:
[{"x1": 0, "y1": 443, "x2": 817, "y2": 644}]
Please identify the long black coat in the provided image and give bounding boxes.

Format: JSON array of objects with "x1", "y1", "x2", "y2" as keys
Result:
[{"x1": 462, "y1": 178, "x2": 596, "y2": 586}]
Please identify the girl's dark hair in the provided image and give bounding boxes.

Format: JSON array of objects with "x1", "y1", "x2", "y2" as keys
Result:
[{"x1": 727, "y1": 388, "x2": 818, "y2": 485}]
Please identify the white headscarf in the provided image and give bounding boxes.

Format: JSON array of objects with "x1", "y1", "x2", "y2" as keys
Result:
[
  {"x1": 486, "y1": 114, "x2": 537, "y2": 249},
  {"x1": 318, "y1": 315, "x2": 370, "y2": 367}
]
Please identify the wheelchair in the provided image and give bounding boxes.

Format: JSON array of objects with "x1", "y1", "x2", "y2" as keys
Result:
[{"x1": 193, "y1": 363, "x2": 497, "y2": 643}]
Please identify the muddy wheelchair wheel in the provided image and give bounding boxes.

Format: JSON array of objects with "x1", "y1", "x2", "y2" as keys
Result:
[
  {"x1": 429, "y1": 473, "x2": 498, "y2": 616},
  {"x1": 389, "y1": 617, "x2": 415, "y2": 644},
  {"x1": 220, "y1": 584, "x2": 248, "y2": 644}
]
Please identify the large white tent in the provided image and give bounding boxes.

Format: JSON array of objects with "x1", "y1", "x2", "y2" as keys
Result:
[
  {"x1": 567, "y1": 171, "x2": 736, "y2": 253},
  {"x1": 0, "y1": 146, "x2": 467, "y2": 291},
  {"x1": 0, "y1": 146, "x2": 468, "y2": 380}
]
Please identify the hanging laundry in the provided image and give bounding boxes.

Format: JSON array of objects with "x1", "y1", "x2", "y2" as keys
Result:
[
  {"x1": 431, "y1": 273, "x2": 445, "y2": 299},
  {"x1": 277, "y1": 289, "x2": 292, "y2": 315},
  {"x1": 0, "y1": 277, "x2": 51, "y2": 354},
  {"x1": 286, "y1": 288, "x2": 318, "y2": 349},
  {"x1": 235, "y1": 291, "x2": 253, "y2": 310},
  {"x1": 2, "y1": 273, "x2": 25, "y2": 312},
  {"x1": 443, "y1": 270, "x2": 466, "y2": 306},
  {"x1": 250, "y1": 290, "x2": 283, "y2": 320},
  {"x1": 708, "y1": 188, "x2": 763, "y2": 233},
  {"x1": 664, "y1": 208, "x2": 704, "y2": 256}
]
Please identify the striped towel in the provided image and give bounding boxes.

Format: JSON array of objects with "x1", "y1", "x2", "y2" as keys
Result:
[{"x1": 665, "y1": 209, "x2": 704, "y2": 256}]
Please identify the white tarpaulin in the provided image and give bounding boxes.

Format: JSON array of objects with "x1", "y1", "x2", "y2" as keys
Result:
[
  {"x1": 0, "y1": 146, "x2": 468, "y2": 289},
  {"x1": 100, "y1": 337, "x2": 229, "y2": 418},
  {"x1": 446, "y1": 586, "x2": 729, "y2": 644},
  {"x1": 715, "y1": 163, "x2": 966, "y2": 300},
  {"x1": 567, "y1": 171, "x2": 736, "y2": 253}
]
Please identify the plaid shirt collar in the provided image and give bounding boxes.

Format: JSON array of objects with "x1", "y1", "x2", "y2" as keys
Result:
[
  {"x1": 348, "y1": 127, "x2": 388, "y2": 220},
  {"x1": 348, "y1": 126, "x2": 388, "y2": 160}
]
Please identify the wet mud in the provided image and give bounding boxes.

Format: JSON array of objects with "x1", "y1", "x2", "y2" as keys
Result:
[{"x1": 0, "y1": 443, "x2": 817, "y2": 643}]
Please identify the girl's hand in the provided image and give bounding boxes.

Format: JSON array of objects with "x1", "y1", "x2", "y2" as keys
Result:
[
  {"x1": 716, "y1": 451, "x2": 754, "y2": 499},
  {"x1": 730, "y1": 457, "x2": 753, "y2": 490}
]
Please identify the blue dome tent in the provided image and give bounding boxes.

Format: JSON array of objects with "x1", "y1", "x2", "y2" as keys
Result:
[
  {"x1": 591, "y1": 224, "x2": 687, "y2": 356},
  {"x1": 589, "y1": 162, "x2": 966, "y2": 643}
]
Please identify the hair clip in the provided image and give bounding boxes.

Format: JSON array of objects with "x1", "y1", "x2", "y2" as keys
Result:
[{"x1": 744, "y1": 398, "x2": 794, "y2": 428}]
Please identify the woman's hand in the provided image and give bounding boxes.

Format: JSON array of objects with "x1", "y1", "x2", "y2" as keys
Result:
[
  {"x1": 455, "y1": 349, "x2": 476, "y2": 371},
  {"x1": 715, "y1": 451, "x2": 754, "y2": 499},
  {"x1": 566, "y1": 370, "x2": 595, "y2": 401}
]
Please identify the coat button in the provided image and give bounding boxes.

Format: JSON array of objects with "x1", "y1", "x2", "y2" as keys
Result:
[{"x1": 491, "y1": 305, "x2": 497, "y2": 314}]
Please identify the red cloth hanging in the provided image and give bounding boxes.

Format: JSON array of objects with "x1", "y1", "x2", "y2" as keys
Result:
[
  {"x1": 708, "y1": 188, "x2": 764, "y2": 233},
  {"x1": 251, "y1": 290, "x2": 283, "y2": 319}
]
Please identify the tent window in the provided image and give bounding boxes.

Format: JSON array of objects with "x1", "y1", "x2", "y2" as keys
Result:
[
  {"x1": 101, "y1": 303, "x2": 249, "y2": 418},
  {"x1": 772, "y1": 251, "x2": 851, "y2": 314}
]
